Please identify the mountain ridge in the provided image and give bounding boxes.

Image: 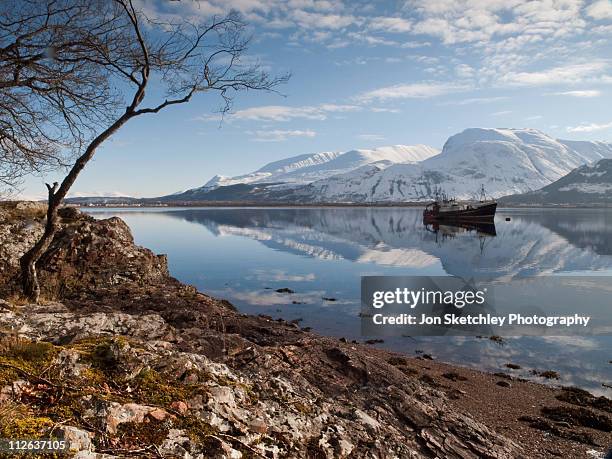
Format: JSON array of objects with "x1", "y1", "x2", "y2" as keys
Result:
[
  {"x1": 185, "y1": 144, "x2": 440, "y2": 194},
  {"x1": 500, "y1": 158, "x2": 612, "y2": 205}
]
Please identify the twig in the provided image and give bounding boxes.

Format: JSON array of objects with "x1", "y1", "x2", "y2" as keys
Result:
[
  {"x1": 0, "y1": 361, "x2": 79, "y2": 391},
  {"x1": 207, "y1": 433, "x2": 266, "y2": 458}
]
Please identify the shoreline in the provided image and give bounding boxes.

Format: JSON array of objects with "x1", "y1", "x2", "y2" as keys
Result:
[
  {"x1": 4, "y1": 198, "x2": 612, "y2": 209},
  {"x1": 1, "y1": 202, "x2": 611, "y2": 458},
  {"x1": 79, "y1": 202, "x2": 612, "y2": 209}
]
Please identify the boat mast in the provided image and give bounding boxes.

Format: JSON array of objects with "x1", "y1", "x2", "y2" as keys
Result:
[{"x1": 479, "y1": 184, "x2": 486, "y2": 202}]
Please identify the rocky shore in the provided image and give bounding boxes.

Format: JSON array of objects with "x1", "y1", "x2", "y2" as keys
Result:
[{"x1": 0, "y1": 202, "x2": 610, "y2": 458}]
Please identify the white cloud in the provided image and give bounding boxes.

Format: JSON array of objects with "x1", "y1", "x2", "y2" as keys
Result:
[
  {"x1": 251, "y1": 129, "x2": 316, "y2": 141},
  {"x1": 356, "y1": 82, "x2": 467, "y2": 102},
  {"x1": 357, "y1": 134, "x2": 385, "y2": 141},
  {"x1": 586, "y1": 0, "x2": 612, "y2": 20},
  {"x1": 368, "y1": 16, "x2": 412, "y2": 33},
  {"x1": 566, "y1": 121, "x2": 612, "y2": 132},
  {"x1": 455, "y1": 63, "x2": 475, "y2": 78},
  {"x1": 407, "y1": 0, "x2": 585, "y2": 44},
  {"x1": 525, "y1": 115, "x2": 543, "y2": 120},
  {"x1": 67, "y1": 191, "x2": 135, "y2": 198},
  {"x1": 370, "y1": 107, "x2": 401, "y2": 113},
  {"x1": 438, "y1": 96, "x2": 509, "y2": 106},
  {"x1": 291, "y1": 10, "x2": 357, "y2": 29},
  {"x1": 346, "y1": 32, "x2": 398, "y2": 46},
  {"x1": 550, "y1": 89, "x2": 602, "y2": 97},
  {"x1": 491, "y1": 110, "x2": 512, "y2": 116},
  {"x1": 228, "y1": 103, "x2": 361, "y2": 121},
  {"x1": 500, "y1": 62, "x2": 609, "y2": 86}
]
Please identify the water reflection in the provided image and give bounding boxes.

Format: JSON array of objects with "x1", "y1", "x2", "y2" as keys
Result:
[
  {"x1": 158, "y1": 207, "x2": 612, "y2": 278},
  {"x1": 86, "y1": 207, "x2": 612, "y2": 394}
]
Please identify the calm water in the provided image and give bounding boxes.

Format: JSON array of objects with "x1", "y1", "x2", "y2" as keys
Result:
[{"x1": 85, "y1": 207, "x2": 612, "y2": 395}]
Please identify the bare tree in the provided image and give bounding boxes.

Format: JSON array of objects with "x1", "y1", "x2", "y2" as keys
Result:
[
  {"x1": 2, "y1": 0, "x2": 288, "y2": 301},
  {"x1": 0, "y1": 0, "x2": 121, "y2": 195}
]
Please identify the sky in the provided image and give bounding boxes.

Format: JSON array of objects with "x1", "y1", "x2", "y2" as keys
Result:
[{"x1": 17, "y1": 0, "x2": 612, "y2": 199}]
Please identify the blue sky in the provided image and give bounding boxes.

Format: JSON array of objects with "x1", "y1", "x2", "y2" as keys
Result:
[{"x1": 19, "y1": 0, "x2": 612, "y2": 198}]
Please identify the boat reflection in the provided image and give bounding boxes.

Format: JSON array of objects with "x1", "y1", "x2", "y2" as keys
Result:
[{"x1": 423, "y1": 219, "x2": 497, "y2": 238}]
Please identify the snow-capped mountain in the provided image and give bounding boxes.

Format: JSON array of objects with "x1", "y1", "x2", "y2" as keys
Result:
[
  {"x1": 293, "y1": 128, "x2": 612, "y2": 203},
  {"x1": 185, "y1": 144, "x2": 439, "y2": 192},
  {"x1": 501, "y1": 158, "x2": 612, "y2": 205}
]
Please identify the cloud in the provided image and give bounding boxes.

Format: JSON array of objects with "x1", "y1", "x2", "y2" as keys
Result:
[
  {"x1": 291, "y1": 10, "x2": 358, "y2": 29},
  {"x1": 500, "y1": 62, "x2": 609, "y2": 86},
  {"x1": 228, "y1": 103, "x2": 361, "y2": 121},
  {"x1": 549, "y1": 89, "x2": 602, "y2": 97},
  {"x1": 370, "y1": 107, "x2": 401, "y2": 113},
  {"x1": 491, "y1": 110, "x2": 512, "y2": 116},
  {"x1": 525, "y1": 115, "x2": 543, "y2": 121},
  {"x1": 438, "y1": 96, "x2": 509, "y2": 106},
  {"x1": 566, "y1": 121, "x2": 612, "y2": 133},
  {"x1": 368, "y1": 16, "x2": 412, "y2": 33},
  {"x1": 357, "y1": 134, "x2": 385, "y2": 141},
  {"x1": 586, "y1": 0, "x2": 612, "y2": 20},
  {"x1": 251, "y1": 129, "x2": 316, "y2": 141},
  {"x1": 407, "y1": 0, "x2": 586, "y2": 45},
  {"x1": 356, "y1": 82, "x2": 467, "y2": 102}
]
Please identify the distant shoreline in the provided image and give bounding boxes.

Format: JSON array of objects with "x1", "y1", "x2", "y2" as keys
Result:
[
  {"x1": 4, "y1": 199, "x2": 612, "y2": 209},
  {"x1": 75, "y1": 201, "x2": 612, "y2": 209}
]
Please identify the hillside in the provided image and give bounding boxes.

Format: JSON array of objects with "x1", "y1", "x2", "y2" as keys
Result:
[{"x1": 501, "y1": 158, "x2": 612, "y2": 206}]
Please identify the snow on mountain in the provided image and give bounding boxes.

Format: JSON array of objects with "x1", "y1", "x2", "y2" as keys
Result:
[
  {"x1": 296, "y1": 128, "x2": 612, "y2": 203},
  {"x1": 191, "y1": 144, "x2": 439, "y2": 192},
  {"x1": 500, "y1": 158, "x2": 612, "y2": 205}
]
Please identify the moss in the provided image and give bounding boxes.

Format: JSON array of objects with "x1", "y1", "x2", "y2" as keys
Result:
[
  {"x1": 0, "y1": 337, "x2": 57, "y2": 367},
  {"x1": 0, "y1": 365, "x2": 20, "y2": 385},
  {"x1": 0, "y1": 337, "x2": 59, "y2": 386},
  {"x1": 116, "y1": 419, "x2": 170, "y2": 447},
  {"x1": 132, "y1": 368, "x2": 195, "y2": 406},
  {"x1": 0, "y1": 416, "x2": 53, "y2": 438},
  {"x1": 176, "y1": 415, "x2": 220, "y2": 454}
]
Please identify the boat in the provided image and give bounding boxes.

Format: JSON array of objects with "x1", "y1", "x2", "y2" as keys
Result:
[{"x1": 423, "y1": 185, "x2": 497, "y2": 222}]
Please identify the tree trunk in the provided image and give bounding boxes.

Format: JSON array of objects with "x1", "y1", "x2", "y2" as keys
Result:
[
  {"x1": 18, "y1": 111, "x2": 132, "y2": 302},
  {"x1": 20, "y1": 183, "x2": 60, "y2": 302}
]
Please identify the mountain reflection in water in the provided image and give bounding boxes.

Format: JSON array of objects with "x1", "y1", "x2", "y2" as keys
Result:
[{"x1": 86, "y1": 207, "x2": 612, "y2": 395}]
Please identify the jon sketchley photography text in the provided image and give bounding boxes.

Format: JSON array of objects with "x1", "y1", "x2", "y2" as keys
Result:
[{"x1": 371, "y1": 312, "x2": 592, "y2": 328}]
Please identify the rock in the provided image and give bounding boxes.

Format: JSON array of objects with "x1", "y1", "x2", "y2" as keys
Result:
[
  {"x1": 56, "y1": 426, "x2": 94, "y2": 453},
  {"x1": 58, "y1": 206, "x2": 81, "y2": 220},
  {"x1": 56, "y1": 349, "x2": 90, "y2": 378},
  {"x1": 248, "y1": 419, "x2": 268, "y2": 434},
  {"x1": 105, "y1": 402, "x2": 170, "y2": 434},
  {"x1": 15, "y1": 201, "x2": 47, "y2": 213},
  {"x1": 497, "y1": 380, "x2": 511, "y2": 388},
  {"x1": 148, "y1": 407, "x2": 170, "y2": 421},
  {"x1": 73, "y1": 453, "x2": 118, "y2": 459},
  {"x1": 0, "y1": 310, "x2": 176, "y2": 343},
  {"x1": 159, "y1": 429, "x2": 193, "y2": 458},
  {"x1": 0, "y1": 379, "x2": 28, "y2": 401},
  {"x1": 171, "y1": 400, "x2": 189, "y2": 414},
  {"x1": 208, "y1": 385, "x2": 236, "y2": 406}
]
